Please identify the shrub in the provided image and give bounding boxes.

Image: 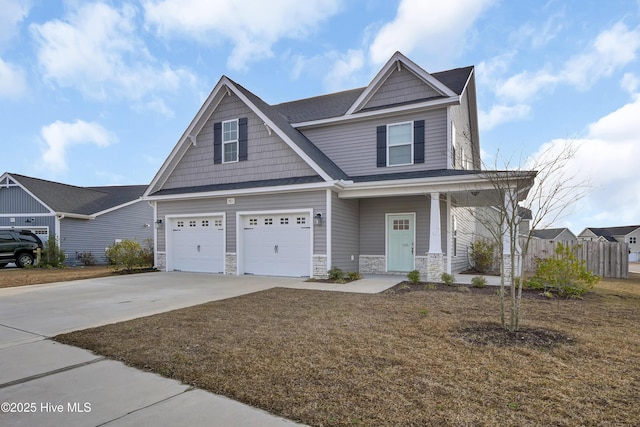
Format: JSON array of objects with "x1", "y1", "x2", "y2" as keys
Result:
[
  {"x1": 105, "y1": 239, "x2": 146, "y2": 272},
  {"x1": 141, "y1": 238, "x2": 154, "y2": 268},
  {"x1": 471, "y1": 276, "x2": 487, "y2": 288},
  {"x1": 470, "y1": 239, "x2": 495, "y2": 273},
  {"x1": 328, "y1": 266, "x2": 345, "y2": 281},
  {"x1": 525, "y1": 243, "x2": 600, "y2": 298},
  {"x1": 440, "y1": 272, "x2": 455, "y2": 286},
  {"x1": 347, "y1": 271, "x2": 362, "y2": 281},
  {"x1": 407, "y1": 270, "x2": 421, "y2": 284},
  {"x1": 39, "y1": 236, "x2": 66, "y2": 268},
  {"x1": 77, "y1": 252, "x2": 96, "y2": 266}
]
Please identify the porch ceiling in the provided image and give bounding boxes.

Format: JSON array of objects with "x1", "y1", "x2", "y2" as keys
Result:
[{"x1": 337, "y1": 170, "x2": 536, "y2": 207}]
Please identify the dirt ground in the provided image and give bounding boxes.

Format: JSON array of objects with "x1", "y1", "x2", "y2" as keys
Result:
[{"x1": 0, "y1": 265, "x2": 116, "y2": 288}]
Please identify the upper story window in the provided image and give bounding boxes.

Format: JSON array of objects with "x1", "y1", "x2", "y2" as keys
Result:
[
  {"x1": 222, "y1": 119, "x2": 238, "y2": 163},
  {"x1": 387, "y1": 122, "x2": 413, "y2": 166},
  {"x1": 214, "y1": 118, "x2": 247, "y2": 165},
  {"x1": 377, "y1": 120, "x2": 424, "y2": 168}
]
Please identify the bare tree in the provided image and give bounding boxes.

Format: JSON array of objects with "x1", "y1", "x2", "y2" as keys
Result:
[{"x1": 472, "y1": 141, "x2": 588, "y2": 332}]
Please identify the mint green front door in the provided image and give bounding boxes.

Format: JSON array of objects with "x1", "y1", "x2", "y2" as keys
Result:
[{"x1": 387, "y1": 214, "x2": 415, "y2": 272}]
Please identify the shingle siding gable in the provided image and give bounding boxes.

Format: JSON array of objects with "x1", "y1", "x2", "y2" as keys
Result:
[
  {"x1": 363, "y1": 67, "x2": 443, "y2": 111},
  {"x1": 160, "y1": 92, "x2": 318, "y2": 191}
]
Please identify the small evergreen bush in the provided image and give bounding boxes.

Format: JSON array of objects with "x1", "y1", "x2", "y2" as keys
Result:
[
  {"x1": 440, "y1": 272, "x2": 455, "y2": 286},
  {"x1": 328, "y1": 266, "x2": 345, "y2": 281},
  {"x1": 525, "y1": 243, "x2": 600, "y2": 298},
  {"x1": 470, "y1": 239, "x2": 495, "y2": 273},
  {"x1": 39, "y1": 236, "x2": 66, "y2": 268},
  {"x1": 105, "y1": 239, "x2": 146, "y2": 272},
  {"x1": 471, "y1": 276, "x2": 487, "y2": 288},
  {"x1": 77, "y1": 251, "x2": 96, "y2": 266},
  {"x1": 407, "y1": 270, "x2": 421, "y2": 284},
  {"x1": 347, "y1": 271, "x2": 362, "y2": 281}
]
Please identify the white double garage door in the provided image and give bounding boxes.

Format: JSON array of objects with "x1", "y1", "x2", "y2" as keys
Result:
[{"x1": 167, "y1": 211, "x2": 312, "y2": 277}]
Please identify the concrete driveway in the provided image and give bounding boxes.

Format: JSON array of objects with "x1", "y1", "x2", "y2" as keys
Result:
[{"x1": 0, "y1": 272, "x2": 398, "y2": 426}]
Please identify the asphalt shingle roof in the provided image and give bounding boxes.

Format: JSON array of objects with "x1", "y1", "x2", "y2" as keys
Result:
[
  {"x1": 10, "y1": 173, "x2": 147, "y2": 215},
  {"x1": 532, "y1": 228, "x2": 569, "y2": 240},
  {"x1": 271, "y1": 66, "x2": 473, "y2": 124},
  {"x1": 585, "y1": 226, "x2": 640, "y2": 242}
]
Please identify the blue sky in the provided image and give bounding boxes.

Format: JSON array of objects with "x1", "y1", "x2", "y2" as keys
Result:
[{"x1": 1, "y1": 0, "x2": 639, "y2": 234}]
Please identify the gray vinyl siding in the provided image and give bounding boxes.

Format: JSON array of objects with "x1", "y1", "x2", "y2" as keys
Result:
[
  {"x1": 364, "y1": 67, "x2": 441, "y2": 110},
  {"x1": 301, "y1": 109, "x2": 447, "y2": 177},
  {"x1": 359, "y1": 196, "x2": 447, "y2": 256},
  {"x1": 451, "y1": 206, "x2": 474, "y2": 273},
  {"x1": 162, "y1": 93, "x2": 317, "y2": 191},
  {"x1": 59, "y1": 201, "x2": 154, "y2": 266},
  {"x1": 0, "y1": 186, "x2": 50, "y2": 214},
  {"x1": 449, "y1": 89, "x2": 476, "y2": 169},
  {"x1": 331, "y1": 193, "x2": 359, "y2": 271},
  {"x1": 555, "y1": 229, "x2": 577, "y2": 241},
  {"x1": 156, "y1": 190, "x2": 326, "y2": 254}
]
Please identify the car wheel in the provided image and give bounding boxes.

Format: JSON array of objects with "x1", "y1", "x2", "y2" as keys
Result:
[{"x1": 16, "y1": 253, "x2": 34, "y2": 268}]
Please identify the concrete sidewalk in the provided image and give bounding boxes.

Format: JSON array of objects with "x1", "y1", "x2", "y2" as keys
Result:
[{"x1": 0, "y1": 272, "x2": 403, "y2": 426}]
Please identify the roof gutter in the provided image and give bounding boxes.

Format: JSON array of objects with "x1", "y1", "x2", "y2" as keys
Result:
[{"x1": 56, "y1": 212, "x2": 95, "y2": 220}]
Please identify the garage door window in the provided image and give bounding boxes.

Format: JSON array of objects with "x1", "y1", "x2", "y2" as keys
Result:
[
  {"x1": 189, "y1": 220, "x2": 196, "y2": 227},
  {"x1": 280, "y1": 217, "x2": 289, "y2": 225},
  {"x1": 249, "y1": 218, "x2": 257, "y2": 226},
  {"x1": 214, "y1": 219, "x2": 223, "y2": 227},
  {"x1": 264, "y1": 218, "x2": 273, "y2": 225},
  {"x1": 177, "y1": 221, "x2": 184, "y2": 227},
  {"x1": 297, "y1": 217, "x2": 306, "y2": 225}
]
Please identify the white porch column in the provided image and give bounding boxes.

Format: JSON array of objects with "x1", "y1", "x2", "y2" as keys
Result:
[
  {"x1": 426, "y1": 192, "x2": 444, "y2": 281},
  {"x1": 429, "y1": 192, "x2": 442, "y2": 253}
]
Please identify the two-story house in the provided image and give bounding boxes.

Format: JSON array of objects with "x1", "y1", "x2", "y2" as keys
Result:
[
  {"x1": 578, "y1": 226, "x2": 640, "y2": 262},
  {"x1": 144, "y1": 52, "x2": 535, "y2": 279}
]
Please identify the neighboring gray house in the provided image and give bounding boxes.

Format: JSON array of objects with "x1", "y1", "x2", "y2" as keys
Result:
[
  {"x1": 144, "y1": 52, "x2": 535, "y2": 279},
  {"x1": 578, "y1": 226, "x2": 640, "y2": 262},
  {"x1": 532, "y1": 227, "x2": 577, "y2": 242},
  {"x1": 0, "y1": 172, "x2": 153, "y2": 266}
]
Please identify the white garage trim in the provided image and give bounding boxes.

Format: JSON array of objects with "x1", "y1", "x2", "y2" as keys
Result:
[
  {"x1": 165, "y1": 212, "x2": 226, "y2": 273},
  {"x1": 237, "y1": 209, "x2": 313, "y2": 277}
]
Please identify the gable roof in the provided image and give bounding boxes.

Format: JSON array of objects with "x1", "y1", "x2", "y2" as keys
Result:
[
  {"x1": 145, "y1": 52, "x2": 478, "y2": 197},
  {"x1": 532, "y1": 228, "x2": 573, "y2": 240},
  {"x1": 4, "y1": 173, "x2": 147, "y2": 217},
  {"x1": 582, "y1": 225, "x2": 640, "y2": 242}
]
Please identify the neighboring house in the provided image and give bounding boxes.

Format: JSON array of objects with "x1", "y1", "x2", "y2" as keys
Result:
[
  {"x1": 532, "y1": 228, "x2": 577, "y2": 242},
  {"x1": 0, "y1": 172, "x2": 153, "y2": 266},
  {"x1": 578, "y1": 226, "x2": 640, "y2": 262},
  {"x1": 144, "y1": 52, "x2": 535, "y2": 279}
]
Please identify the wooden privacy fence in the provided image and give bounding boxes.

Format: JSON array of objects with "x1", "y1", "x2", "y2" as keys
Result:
[{"x1": 521, "y1": 240, "x2": 629, "y2": 279}]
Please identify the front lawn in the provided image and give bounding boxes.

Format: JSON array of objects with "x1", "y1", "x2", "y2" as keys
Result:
[{"x1": 56, "y1": 274, "x2": 640, "y2": 426}]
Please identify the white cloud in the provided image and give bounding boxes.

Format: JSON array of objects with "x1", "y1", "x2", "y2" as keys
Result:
[
  {"x1": 0, "y1": 57, "x2": 26, "y2": 98},
  {"x1": 527, "y1": 96, "x2": 640, "y2": 230},
  {"x1": 30, "y1": 2, "x2": 195, "y2": 110},
  {"x1": 368, "y1": 0, "x2": 496, "y2": 66},
  {"x1": 561, "y1": 22, "x2": 640, "y2": 89},
  {"x1": 142, "y1": 0, "x2": 341, "y2": 71},
  {"x1": 484, "y1": 22, "x2": 640, "y2": 129},
  {"x1": 621, "y1": 73, "x2": 639, "y2": 94},
  {"x1": 478, "y1": 104, "x2": 530, "y2": 131},
  {"x1": 40, "y1": 120, "x2": 115, "y2": 173},
  {"x1": 293, "y1": 49, "x2": 366, "y2": 92},
  {"x1": 0, "y1": 0, "x2": 30, "y2": 45}
]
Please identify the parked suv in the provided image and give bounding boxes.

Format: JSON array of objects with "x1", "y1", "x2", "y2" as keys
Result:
[{"x1": 0, "y1": 230, "x2": 43, "y2": 268}]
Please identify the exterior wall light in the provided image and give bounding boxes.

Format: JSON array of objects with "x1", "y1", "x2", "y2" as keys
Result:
[{"x1": 314, "y1": 213, "x2": 323, "y2": 226}]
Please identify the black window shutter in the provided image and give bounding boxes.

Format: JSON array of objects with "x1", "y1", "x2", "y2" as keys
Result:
[
  {"x1": 238, "y1": 117, "x2": 248, "y2": 161},
  {"x1": 414, "y1": 120, "x2": 425, "y2": 164},
  {"x1": 213, "y1": 122, "x2": 222, "y2": 164},
  {"x1": 376, "y1": 125, "x2": 386, "y2": 167}
]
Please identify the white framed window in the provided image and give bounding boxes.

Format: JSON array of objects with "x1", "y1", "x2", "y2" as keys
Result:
[
  {"x1": 387, "y1": 122, "x2": 413, "y2": 166},
  {"x1": 630, "y1": 237, "x2": 637, "y2": 244},
  {"x1": 222, "y1": 119, "x2": 238, "y2": 163}
]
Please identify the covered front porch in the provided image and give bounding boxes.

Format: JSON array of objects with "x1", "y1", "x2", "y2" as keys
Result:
[{"x1": 334, "y1": 170, "x2": 535, "y2": 282}]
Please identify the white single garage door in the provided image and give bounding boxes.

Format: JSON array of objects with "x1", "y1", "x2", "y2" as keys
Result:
[
  {"x1": 170, "y1": 216, "x2": 224, "y2": 273},
  {"x1": 242, "y1": 213, "x2": 311, "y2": 277}
]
